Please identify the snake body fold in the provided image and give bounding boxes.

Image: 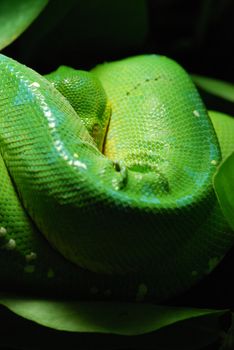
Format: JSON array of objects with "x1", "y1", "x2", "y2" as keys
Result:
[{"x1": 0, "y1": 54, "x2": 233, "y2": 301}]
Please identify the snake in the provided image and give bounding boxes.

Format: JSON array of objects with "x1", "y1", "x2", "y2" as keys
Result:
[{"x1": 0, "y1": 53, "x2": 233, "y2": 302}]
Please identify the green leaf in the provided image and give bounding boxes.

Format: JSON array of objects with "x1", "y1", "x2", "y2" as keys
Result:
[
  {"x1": 0, "y1": 300, "x2": 230, "y2": 350},
  {"x1": 0, "y1": 294, "x2": 229, "y2": 336},
  {"x1": 0, "y1": 295, "x2": 230, "y2": 349},
  {"x1": 192, "y1": 75, "x2": 234, "y2": 102},
  {"x1": 209, "y1": 110, "x2": 234, "y2": 159},
  {"x1": 213, "y1": 152, "x2": 234, "y2": 231},
  {"x1": 0, "y1": 0, "x2": 48, "y2": 50}
]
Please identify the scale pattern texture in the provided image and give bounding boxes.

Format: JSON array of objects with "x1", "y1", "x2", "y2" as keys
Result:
[{"x1": 0, "y1": 54, "x2": 233, "y2": 301}]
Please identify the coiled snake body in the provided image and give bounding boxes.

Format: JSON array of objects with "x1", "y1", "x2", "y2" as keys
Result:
[{"x1": 0, "y1": 54, "x2": 233, "y2": 301}]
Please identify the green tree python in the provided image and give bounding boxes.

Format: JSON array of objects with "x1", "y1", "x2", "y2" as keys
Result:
[{"x1": 0, "y1": 54, "x2": 233, "y2": 302}]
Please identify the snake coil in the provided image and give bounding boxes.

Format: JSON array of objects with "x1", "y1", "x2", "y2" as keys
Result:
[{"x1": 0, "y1": 54, "x2": 233, "y2": 301}]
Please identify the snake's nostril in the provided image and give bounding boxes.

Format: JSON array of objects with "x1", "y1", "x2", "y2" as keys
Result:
[
  {"x1": 111, "y1": 161, "x2": 128, "y2": 190},
  {"x1": 113, "y1": 161, "x2": 122, "y2": 172}
]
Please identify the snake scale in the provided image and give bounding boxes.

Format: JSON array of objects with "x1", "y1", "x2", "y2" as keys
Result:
[{"x1": 0, "y1": 54, "x2": 233, "y2": 302}]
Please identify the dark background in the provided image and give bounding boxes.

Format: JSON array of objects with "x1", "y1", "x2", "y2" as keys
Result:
[{"x1": 2, "y1": 0, "x2": 234, "y2": 83}]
